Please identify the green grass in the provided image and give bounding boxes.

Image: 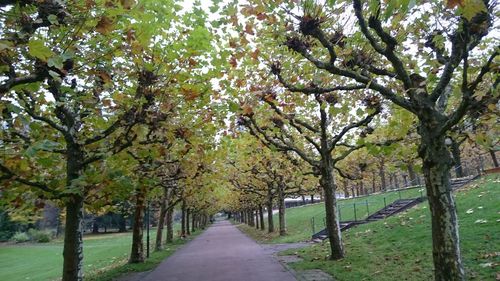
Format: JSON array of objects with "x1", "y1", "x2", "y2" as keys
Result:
[
  {"x1": 275, "y1": 175, "x2": 500, "y2": 280},
  {"x1": 238, "y1": 185, "x2": 425, "y2": 243},
  {"x1": 87, "y1": 229, "x2": 202, "y2": 281},
  {"x1": 0, "y1": 223, "x2": 198, "y2": 281}
]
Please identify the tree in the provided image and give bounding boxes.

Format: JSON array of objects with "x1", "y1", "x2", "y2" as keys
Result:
[
  {"x1": 0, "y1": 0, "x2": 222, "y2": 278},
  {"x1": 0, "y1": 1, "x2": 163, "y2": 278},
  {"x1": 236, "y1": 81, "x2": 383, "y2": 258},
  {"x1": 243, "y1": 1, "x2": 498, "y2": 279}
]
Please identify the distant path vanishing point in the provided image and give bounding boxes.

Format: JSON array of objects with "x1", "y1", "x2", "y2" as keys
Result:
[{"x1": 142, "y1": 220, "x2": 297, "y2": 281}]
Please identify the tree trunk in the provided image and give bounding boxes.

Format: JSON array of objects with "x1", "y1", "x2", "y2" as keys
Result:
[
  {"x1": 419, "y1": 127, "x2": 465, "y2": 281},
  {"x1": 186, "y1": 208, "x2": 191, "y2": 236},
  {"x1": 118, "y1": 215, "x2": 127, "y2": 233},
  {"x1": 181, "y1": 200, "x2": 186, "y2": 237},
  {"x1": 371, "y1": 172, "x2": 376, "y2": 193},
  {"x1": 320, "y1": 163, "x2": 344, "y2": 260},
  {"x1": 166, "y1": 208, "x2": 173, "y2": 243},
  {"x1": 408, "y1": 162, "x2": 417, "y2": 185},
  {"x1": 259, "y1": 205, "x2": 265, "y2": 230},
  {"x1": 62, "y1": 195, "x2": 84, "y2": 281},
  {"x1": 450, "y1": 139, "x2": 464, "y2": 178},
  {"x1": 155, "y1": 188, "x2": 168, "y2": 251},
  {"x1": 310, "y1": 194, "x2": 314, "y2": 203},
  {"x1": 277, "y1": 182, "x2": 286, "y2": 236},
  {"x1": 255, "y1": 209, "x2": 259, "y2": 229},
  {"x1": 62, "y1": 146, "x2": 85, "y2": 281},
  {"x1": 394, "y1": 173, "x2": 400, "y2": 189},
  {"x1": 192, "y1": 212, "x2": 196, "y2": 232},
  {"x1": 267, "y1": 188, "x2": 274, "y2": 233},
  {"x1": 490, "y1": 149, "x2": 499, "y2": 167},
  {"x1": 248, "y1": 209, "x2": 255, "y2": 227},
  {"x1": 342, "y1": 178, "x2": 349, "y2": 198},
  {"x1": 379, "y1": 159, "x2": 387, "y2": 191},
  {"x1": 92, "y1": 220, "x2": 99, "y2": 234},
  {"x1": 129, "y1": 185, "x2": 146, "y2": 263}
]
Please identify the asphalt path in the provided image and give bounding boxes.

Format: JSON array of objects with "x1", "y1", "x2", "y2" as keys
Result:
[{"x1": 141, "y1": 220, "x2": 297, "y2": 281}]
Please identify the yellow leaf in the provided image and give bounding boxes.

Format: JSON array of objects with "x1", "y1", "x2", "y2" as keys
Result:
[{"x1": 461, "y1": 0, "x2": 487, "y2": 21}]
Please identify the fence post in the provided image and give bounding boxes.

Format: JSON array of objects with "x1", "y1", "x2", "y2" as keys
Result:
[
  {"x1": 384, "y1": 197, "x2": 387, "y2": 209},
  {"x1": 366, "y1": 199, "x2": 369, "y2": 217},
  {"x1": 354, "y1": 203, "x2": 357, "y2": 221},
  {"x1": 311, "y1": 217, "x2": 315, "y2": 234}
]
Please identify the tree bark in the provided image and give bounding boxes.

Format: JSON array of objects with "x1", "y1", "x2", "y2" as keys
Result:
[
  {"x1": 310, "y1": 194, "x2": 314, "y2": 203},
  {"x1": 379, "y1": 159, "x2": 387, "y2": 191},
  {"x1": 155, "y1": 187, "x2": 168, "y2": 251},
  {"x1": 277, "y1": 182, "x2": 286, "y2": 236},
  {"x1": 165, "y1": 208, "x2": 173, "y2": 243},
  {"x1": 186, "y1": 208, "x2": 191, "y2": 236},
  {"x1": 181, "y1": 200, "x2": 186, "y2": 237},
  {"x1": 118, "y1": 215, "x2": 127, "y2": 233},
  {"x1": 259, "y1": 205, "x2": 265, "y2": 230},
  {"x1": 450, "y1": 139, "x2": 464, "y2": 178},
  {"x1": 320, "y1": 162, "x2": 344, "y2": 260},
  {"x1": 419, "y1": 126, "x2": 465, "y2": 281},
  {"x1": 192, "y1": 212, "x2": 196, "y2": 232},
  {"x1": 62, "y1": 195, "x2": 84, "y2": 281},
  {"x1": 62, "y1": 146, "x2": 85, "y2": 281},
  {"x1": 490, "y1": 149, "x2": 499, "y2": 167},
  {"x1": 267, "y1": 188, "x2": 274, "y2": 233},
  {"x1": 371, "y1": 172, "x2": 376, "y2": 193},
  {"x1": 248, "y1": 209, "x2": 255, "y2": 227},
  {"x1": 255, "y1": 209, "x2": 259, "y2": 229},
  {"x1": 129, "y1": 185, "x2": 146, "y2": 263},
  {"x1": 408, "y1": 162, "x2": 417, "y2": 185},
  {"x1": 92, "y1": 220, "x2": 99, "y2": 234}
]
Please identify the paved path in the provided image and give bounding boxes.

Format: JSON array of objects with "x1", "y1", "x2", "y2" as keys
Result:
[{"x1": 142, "y1": 220, "x2": 297, "y2": 281}]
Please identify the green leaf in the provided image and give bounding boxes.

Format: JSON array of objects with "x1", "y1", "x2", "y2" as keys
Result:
[
  {"x1": 460, "y1": 0, "x2": 487, "y2": 21},
  {"x1": 228, "y1": 100, "x2": 239, "y2": 112},
  {"x1": 47, "y1": 14, "x2": 59, "y2": 25},
  {"x1": 0, "y1": 40, "x2": 13, "y2": 51},
  {"x1": 25, "y1": 140, "x2": 62, "y2": 157},
  {"x1": 47, "y1": 56, "x2": 64, "y2": 69},
  {"x1": 28, "y1": 40, "x2": 54, "y2": 61}
]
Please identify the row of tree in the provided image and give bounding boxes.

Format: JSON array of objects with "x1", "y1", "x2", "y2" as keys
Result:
[
  {"x1": 0, "y1": 1, "x2": 230, "y2": 280},
  {"x1": 221, "y1": 1, "x2": 498, "y2": 281}
]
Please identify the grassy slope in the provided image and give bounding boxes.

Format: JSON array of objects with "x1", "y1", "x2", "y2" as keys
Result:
[
  {"x1": 239, "y1": 186, "x2": 424, "y2": 243},
  {"x1": 277, "y1": 175, "x2": 500, "y2": 280},
  {"x1": 0, "y1": 224, "x2": 189, "y2": 281}
]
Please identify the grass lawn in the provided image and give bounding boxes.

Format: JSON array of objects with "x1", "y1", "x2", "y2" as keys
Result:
[
  {"x1": 0, "y1": 223, "x2": 200, "y2": 281},
  {"x1": 238, "y1": 185, "x2": 425, "y2": 243},
  {"x1": 270, "y1": 175, "x2": 500, "y2": 280}
]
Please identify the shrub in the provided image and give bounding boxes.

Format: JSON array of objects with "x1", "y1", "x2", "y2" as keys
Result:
[
  {"x1": 0, "y1": 231, "x2": 13, "y2": 242},
  {"x1": 28, "y1": 228, "x2": 52, "y2": 243},
  {"x1": 12, "y1": 232, "x2": 30, "y2": 243}
]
